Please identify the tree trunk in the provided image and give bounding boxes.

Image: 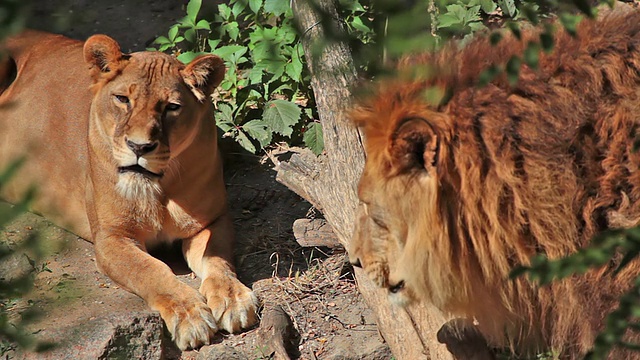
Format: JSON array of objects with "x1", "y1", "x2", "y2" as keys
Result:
[{"x1": 278, "y1": 1, "x2": 453, "y2": 359}]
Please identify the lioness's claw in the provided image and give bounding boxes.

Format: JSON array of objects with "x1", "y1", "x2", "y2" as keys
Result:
[
  {"x1": 201, "y1": 277, "x2": 259, "y2": 333},
  {"x1": 173, "y1": 303, "x2": 217, "y2": 350},
  {"x1": 156, "y1": 291, "x2": 218, "y2": 350}
]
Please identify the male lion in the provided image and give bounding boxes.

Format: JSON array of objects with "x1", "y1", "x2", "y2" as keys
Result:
[
  {"x1": 350, "y1": 8, "x2": 640, "y2": 359},
  {"x1": 0, "y1": 31, "x2": 258, "y2": 350}
]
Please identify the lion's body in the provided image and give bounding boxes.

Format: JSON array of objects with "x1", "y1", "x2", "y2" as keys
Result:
[
  {"x1": 350, "y1": 8, "x2": 640, "y2": 358},
  {"x1": 0, "y1": 31, "x2": 257, "y2": 350}
]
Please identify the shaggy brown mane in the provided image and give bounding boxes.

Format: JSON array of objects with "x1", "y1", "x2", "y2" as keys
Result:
[{"x1": 350, "y1": 7, "x2": 640, "y2": 358}]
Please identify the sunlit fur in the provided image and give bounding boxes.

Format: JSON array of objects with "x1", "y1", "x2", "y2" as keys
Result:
[
  {"x1": 115, "y1": 173, "x2": 163, "y2": 230},
  {"x1": 350, "y1": 7, "x2": 640, "y2": 358}
]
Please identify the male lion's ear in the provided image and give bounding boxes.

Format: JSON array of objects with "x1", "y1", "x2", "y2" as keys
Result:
[
  {"x1": 391, "y1": 118, "x2": 439, "y2": 174},
  {"x1": 181, "y1": 55, "x2": 225, "y2": 102},
  {"x1": 83, "y1": 35, "x2": 123, "y2": 75}
]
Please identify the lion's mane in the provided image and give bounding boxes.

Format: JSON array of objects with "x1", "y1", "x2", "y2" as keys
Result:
[{"x1": 351, "y1": 7, "x2": 640, "y2": 357}]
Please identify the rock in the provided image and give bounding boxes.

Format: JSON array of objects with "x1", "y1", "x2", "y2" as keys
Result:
[
  {"x1": 196, "y1": 345, "x2": 248, "y2": 360},
  {"x1": 0, "y1": 212, "x2": 176, "y2": 360},
  {"x1": 18, "y1": 312, "x2": 169, "y2": 360},
  {"x1": 323, "y1": 336, "x2": 393, "y2": 360}
]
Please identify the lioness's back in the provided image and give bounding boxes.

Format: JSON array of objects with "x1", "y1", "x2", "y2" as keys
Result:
[{"x1": 0, "y1": 31, "x2": 92, "y2": 237}]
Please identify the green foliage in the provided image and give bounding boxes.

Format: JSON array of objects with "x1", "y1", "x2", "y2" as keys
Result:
[
  {"x1": 0, "y1": 0, "x2": 27, "y2": 40},
  {"x1": 0, "y1": 161, "x2": 53, "y2": 354},
  {"x1": 153, "y1": 0, "x2": 322, "y2": 155}
]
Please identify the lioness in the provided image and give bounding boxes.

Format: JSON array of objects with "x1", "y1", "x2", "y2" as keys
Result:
[
  {"x1": 0, "y1": 31, "x2": 258, "y2": 350},
  {"x1": 350, "y1": 8, "x2": 640, "y2": 359}
]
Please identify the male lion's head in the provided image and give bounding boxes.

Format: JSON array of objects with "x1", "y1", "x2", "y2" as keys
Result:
[
  {"x1": 83, "y1": 35, "x2": 225, "y2": 198},
  {"x1": 348, "y1": 87, "x2": 468, "y2": 309}
]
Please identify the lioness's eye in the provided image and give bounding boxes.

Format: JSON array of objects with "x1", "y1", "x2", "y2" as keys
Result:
[
  {"x1": 166, "y1": 103, "x2": 181, "y2": 111},
  {"x1": 114, "y1": 95, "x2": 130, "y2": 104}
]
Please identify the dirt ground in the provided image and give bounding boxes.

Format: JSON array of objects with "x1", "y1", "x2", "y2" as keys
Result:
[{"x1": 1, "y1": 1, "x2": 391, "y2": 359}]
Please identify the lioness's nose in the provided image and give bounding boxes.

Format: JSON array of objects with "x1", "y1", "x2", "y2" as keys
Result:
[{"x1": 126, "y1": 139, "x2": 158, "y2": 157}]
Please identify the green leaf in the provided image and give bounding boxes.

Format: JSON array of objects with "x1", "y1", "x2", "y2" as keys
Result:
[
  {"x1": 208, "y1": 39, "x2": 221, "y2": 51},
  {"x1": 184, "y1": 28, "x2": 196, "y2": 43},
  {"x1": 303, "y1": 122, "x2": 324, "y2": 155},
  {"x1": 285, "y1": 47, "x2": 303, "y2": 83},
  {"x1": 437, "y1": 14, "x2": 463, "y2": 29},
  {"x1": 478, "y1": 0, "x2": 497, "y2": 13},
  {"x1": 523, "y1": 41, "x2": 540, "y2": 69},
  {"x1": 186, "y1": 0, "x2": 202, "y2": 23},
  {"x1": 213, "y1": 45, "x2": 248, "y2": 61},
  {"x1": 224, "y1": 22, "x2": 240, "y2": 41},
  {"x1": 195, "y1": 19, "x2": 210, "y2": 31},
  {"x1": 231, "y1": 1, "x2": 246, "y2": 17},
  {"x1": 478, "y1": 65, "x2": 501, "y2": 87},
  {"x1": 540, "y1": 31, "x2": 554, "y2": 52},
  {"x1": 264, "y1": 0, "x2": 290, "y2": 17},
  {"x1": 490, "y1": 31, "x2": 502, "y2": 45},
  {"x1": 559, "y1": 13, "x2": 583, "y2": 37},
  {"x1": 464, "y1": 5, "x2": 482, "y2": 24},
  {"x1": 235, "y1": 130, "x2": 257, "y2": 153},
  {"x1": 177, "y1": 51, "x2": 206, "y2": 64},
  {"x1": 153, "y1": 36, "x2": 171, "y2": 46},
  {"x1": 506, "y1": 55, "x2": 521, "y2": 85},
  {"x1": 339, "y1": 0, "x2": 365, "y2": 12},
  {"x1": 467, "y1": 21, "x2": 486, "y2": 32},
  {"x1": 521, "y1": 4, "x2": 539, "y2": 25},
  {"x1": 262, "y1": 99, "x2": 301, "y2": 137},
  {"x1": 507, "y1": 21, "x2": 521, "y2": 39},
  {"x1": 215, "y1": 103, "x2": 236, "y2": 127},
  {"x1": 218, "y1": 3, "x2": 232, "y2": 21},
  {"x1": 497, "y1": 0, "x2": 517, "y2": 18},
  {"x1": 249, "y1": 0, "x2": 263, "y2": 14},
  {"x1": 0, "y1": 158, "x2": 24, "y2": 186},
  {"x1": 350, "y1": 16, "x2": 371, "y2": 34},
  {"x1": 571, "y1": 0, "x2": 594, "y2": 17},
  {"x1": 446, "y1": 4, "x2": 467, "y2": 19},
  {"x1": 168, "y1": 25, "x2": 179, "y2": 42},
  {"x1": 248, "y1": 64, "x2": 266, "y2": 84},
  {"x1": 243, "y1": 120, "x2": 272, "y2": 147}
]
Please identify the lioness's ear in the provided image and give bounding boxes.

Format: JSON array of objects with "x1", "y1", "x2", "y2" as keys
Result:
[
  {"x1": 83, "y1": 35, "x2": 123, "y2": 75},
  {"x1": 181, "y1": 55, "x2": 225, "y2": 102},
  {"x1": 391, "y1": 118, "x2": 439, "y2": 174}
]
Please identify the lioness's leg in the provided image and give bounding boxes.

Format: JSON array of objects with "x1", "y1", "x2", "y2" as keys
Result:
[
  {"x1": 182, "y1": 213, "x2": 259, "y2": 333},
  {"x1": 94, "y1": 235, "x2": 217, "y2": 350}
]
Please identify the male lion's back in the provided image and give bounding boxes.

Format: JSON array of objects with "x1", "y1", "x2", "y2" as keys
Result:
[{"x1": 0, "y1": 30, "x2": 92, "y2": 238}]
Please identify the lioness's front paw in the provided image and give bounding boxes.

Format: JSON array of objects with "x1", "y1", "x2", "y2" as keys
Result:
[
  {"x1": 154, "y1": 289, "x2": 217, "y2": 350},
  {"x1": 201, "y1": 276, "x2": 259, "y2": 333}
]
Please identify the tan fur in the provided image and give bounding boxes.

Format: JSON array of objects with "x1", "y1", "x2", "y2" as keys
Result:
[
  {"x1": 0, "y1": 31, "x2": 258, "y2": 350},
  {"x1": 350, "y1": 7, "x2": 640, "y2": 358}
]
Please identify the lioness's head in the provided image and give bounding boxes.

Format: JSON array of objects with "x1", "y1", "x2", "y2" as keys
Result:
[
  {"x1": 83, "y1": 35, "x2": 224, "y2": 196},
  {"x1": 349, "y1": 89, "x2": 464, "y2": 308}
]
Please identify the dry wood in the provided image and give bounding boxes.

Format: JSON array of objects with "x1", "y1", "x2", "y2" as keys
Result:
[
  {"x1": 292, "y1": 218, "x2": 340, "y2": 248},
  {"x1": 255, "y1": 304, "x2": 299, "y2": 360},
  {"x1": 277, "y1": 1, "x2": 455, "y2": 359}
]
